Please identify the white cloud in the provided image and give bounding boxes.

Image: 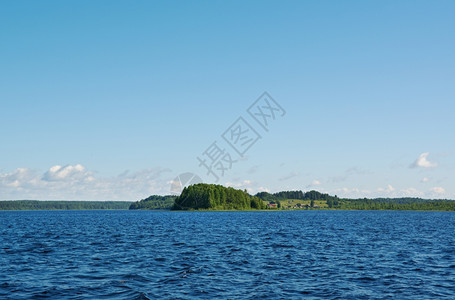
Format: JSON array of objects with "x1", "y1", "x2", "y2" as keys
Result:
[
  {"x1": 0, "y1": 168, "x2": 36, "y2": 188},
  {"x1": 223, "y1": 180, "x2": 277, "y2": 195},
  {"x1": 421, "y1": 177, "x2": 429, "y2": 183},
  {"x1": 6, "y1": 180, "x2": 20, "y2": 188},
  {"x1": 0, "y1": 165, "x2": 172, "y2": 201},
  {"x1": 400, "y1": 187, "x2": 424, "y2": 197},
  {"x1": 42, "y1": 164, "x2": 90, "y2": 181},
  {"x1": 306, "y1": 179, "x2": 322, "y2": 188},
  {"x1": 410, "y1": 152, "x2": 437, "y2": 168},
  {"x1": 224, "y1": 180, "x2": 252, "y2": 188},
  {"x1": 430, "y1": 187, "x2": 445, "y2": 194},
  {"x1": 223, "y1": 180, "x2": 255, "y2": 194},
  {"x1": 375, "y1": 186, "x2": 433, "y2": 198},
  {"x1": 335, "y1": 187, "x2": 362, "y2": 196},
  {"x1": 377, "y1": 184, "x2": 395, "y2": 193},
  {"x1": 257, "y1": 186, "x2": 270, "y2": 193}
]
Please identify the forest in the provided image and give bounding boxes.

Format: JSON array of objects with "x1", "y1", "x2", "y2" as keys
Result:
[
  {"x1": 3, "y1": 186, "x2": 454, "y2": 211},
  {"x1": 256, "y1": 190, "x2": 338, "y2": 202},
  {"x1": 129, "y1": 195, "x2": 177, "y2": 210},
  {"x1": 172, "y1": 183, "x2": 265, "y2": 210},
  {"x1": 0, "y1": 200, "x2": 132, "y2": 211},
  {"x1": 129, "y1": 185, "x2": 455, "y2": 211},
  {"x1": 254, "y1": 190, "x2": 455, "y2": 211},
  {"x1": 337, "y1": 197, "x2": 455, "y2": 211}
]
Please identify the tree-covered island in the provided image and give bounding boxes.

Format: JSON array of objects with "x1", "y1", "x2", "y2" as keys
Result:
[
  {"x1": 2, "y1": 184, "x2": 454, "y2": 211},
  {"x1": 130, "y1": 184, "x2": 455, "y2": 211},
  {"x1": 171, "y1": 183, "x2": 265, "y2": 210}
]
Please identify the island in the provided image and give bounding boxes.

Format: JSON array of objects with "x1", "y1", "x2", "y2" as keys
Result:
[
  {"x1": 172, "y1": 183, "x2": 265, "y2": 210},
  {"x1": 2, "y1": 185, "x2": 454, "y2": 211},
  {"x1": 130, "y1": 184, "x2": 455, "y2": 211}
]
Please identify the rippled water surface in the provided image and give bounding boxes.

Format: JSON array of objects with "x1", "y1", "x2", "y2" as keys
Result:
[{"x1": 1, "y1": 210, "x2": 455, "y2": 299}]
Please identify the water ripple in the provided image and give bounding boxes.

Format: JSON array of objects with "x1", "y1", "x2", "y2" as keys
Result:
[{"x1": 1, "y1": 210, "x2": 455, "y2": 299}]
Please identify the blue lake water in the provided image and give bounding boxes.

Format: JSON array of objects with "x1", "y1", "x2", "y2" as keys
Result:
[{"x1": 1, "y1": 210, "x2": 455, "y2": 299}]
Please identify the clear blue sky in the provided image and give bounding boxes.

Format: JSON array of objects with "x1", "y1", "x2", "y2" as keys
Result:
[{"x1": 1, "y1": 0, "x2": 454, "y2": 200}]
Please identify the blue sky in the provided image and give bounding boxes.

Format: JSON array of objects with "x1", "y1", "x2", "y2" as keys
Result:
[{"x1": 1, "y1": 0, "x2": 454, "y2": 200}]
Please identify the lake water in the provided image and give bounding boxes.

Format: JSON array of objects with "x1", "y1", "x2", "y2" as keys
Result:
[{"x1": 1, "y1": 210, "x2": 454, "y2": 299}]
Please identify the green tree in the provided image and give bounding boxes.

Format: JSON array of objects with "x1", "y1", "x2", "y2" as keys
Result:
[{"x1": 172, "y1": 184, "x2": 266, "y2": 210}]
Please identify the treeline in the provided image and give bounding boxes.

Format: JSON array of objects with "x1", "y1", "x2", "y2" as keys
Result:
[
  {"x1": 338, "y1": 198, "x2": 455, "y2": 211},
  {"x1": 256, "y1": 190, "x2": 338, "y2": 202},
  {"x1": 255, "y1": 190, "x2": 455, "y2": 211},
  {"x1": 0, "y1": 200, "x2": 132, "y2": 211},
  {"x1": 172, "y1": 183, "x2": 265, "y2": 210},
  {"x1": 129, "y1": 195, "x2": 176, "y2": 210}
]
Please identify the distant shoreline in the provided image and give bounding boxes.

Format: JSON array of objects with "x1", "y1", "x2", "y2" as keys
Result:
[
  {"x1": 2, "y1": 208, "x2": 455, "y2": 212},
  {"x1": 3, "y1": 195, "x2": 455, "y2": 212},
  {"x1": 0, "y1": 200, "x2": 132, "y2": 211}
]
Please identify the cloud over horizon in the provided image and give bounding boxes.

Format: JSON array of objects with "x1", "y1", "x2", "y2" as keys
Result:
[
  {"x1": 430, "y1": 186, "x2": 445, "y2": 194},
  {"x1": 306, "y1": 179, "x2": 322, "y2": 188},
  {"x1": 411, "y1": 152, "x2": 438, "y2": 168},
  {"x1": 0, "y1": 164, "x2": 172, "y2": 201}
]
